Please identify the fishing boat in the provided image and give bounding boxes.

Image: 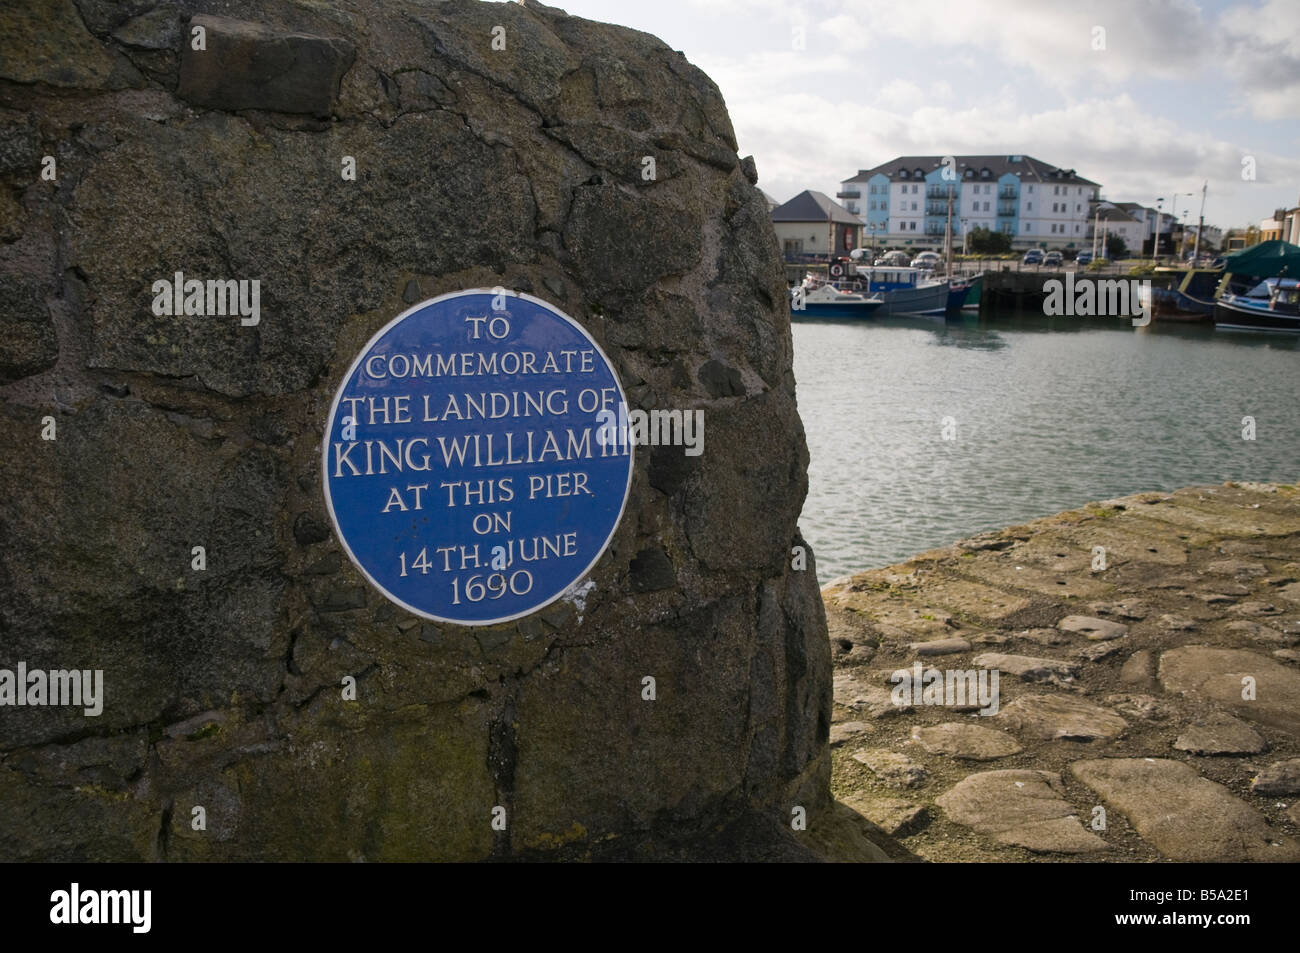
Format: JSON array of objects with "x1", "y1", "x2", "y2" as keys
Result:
[
  {"x1": 945, "y1": 273, "x2": 983, "y2": 314},
  {"x1": 790, "y1": 277, "x2": 885, "y2": 318},
  {"x1": 1211, "y1": 240, "x2": 1300, "y2": 332},
  {"x1": 1214, "y1": 277, "x2": 1300, "y2": 332},
  {"x1": 850, "y1": 266, "x2": 950, "y2": 316},
  {"x1": 1150, "y1": 267, "x2": 1219, "y2": 322}
]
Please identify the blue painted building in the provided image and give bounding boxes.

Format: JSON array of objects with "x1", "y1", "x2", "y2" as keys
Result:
[{"x1": 838, "y1": 155, "x2": 1101, "y2": 250}]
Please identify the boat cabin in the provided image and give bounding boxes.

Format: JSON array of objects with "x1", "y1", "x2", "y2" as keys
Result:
[{"x1": 852, "y1": 266, "x2": 927, "y2": 292}]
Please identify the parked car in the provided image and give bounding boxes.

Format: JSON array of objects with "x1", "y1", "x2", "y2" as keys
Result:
[
  {"x1": 1043, "y1": 251, "x2": 1063, "y2": 267},
  {"x1": 1022, "y1": 249, "x2": 1044, "y2": 265},
  {"x1": 1074, "y1": 251, "x2": 1093, "y2": 267},
  {"x1": 874, "y1": 250, "x2": 911, "y2": 267},
  {"x1": 911, "y1": 251, "x2": 942, "y2": 269}
]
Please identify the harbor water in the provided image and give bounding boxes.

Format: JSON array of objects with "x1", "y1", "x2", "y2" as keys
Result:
[{"x1": 793, "y1": 311, "x2": 1300, "y2": 583}]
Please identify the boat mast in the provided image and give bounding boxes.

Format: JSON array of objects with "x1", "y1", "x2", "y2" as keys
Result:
[
  {"x1": 944, "y1": 185, "x2": 954, "y2": 275},
  {"x1": 1193, "y1": 181, "x2": 1207, "y2": 262}
]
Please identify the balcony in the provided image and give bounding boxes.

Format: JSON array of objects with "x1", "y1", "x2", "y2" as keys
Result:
[
  {"x1": 997, "y1": 205, "x2": 1017, "y2": 217},
  {"x1": 837, "y1": 189, "x2": 861, "y2": 199},
  {"x1": 927, "y1": 186, "x2": 956, "y2": 199},
  {"x1": 925, "y1": 203, "x2": 949, "y2": 216},
  {"x1": 998, "y1": 188, "x2": 1018, "y2": 199}
]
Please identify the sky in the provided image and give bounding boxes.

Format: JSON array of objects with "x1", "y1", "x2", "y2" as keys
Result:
[{"x1": 528, "y1": 0, "x2": 1300, "y2": 231}]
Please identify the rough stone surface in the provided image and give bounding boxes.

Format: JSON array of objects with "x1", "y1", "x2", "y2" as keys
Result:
[
  {"x1": 0, "y1": 0, "x2": 835, "y2": 862},
  {"x1": 1058, "y1": 615, "x2": 1128, "y2": 641},
  {"x1": 999, "y1": 694, "x2": 1127, "y2": 741},
  {"x1": 1173, "y1": 712, "x2": 1265, "y2": 755},
  {"x1": 973, "y1": 652, "x2": 1079, "y2": 683},
  {"x1": 841, "y1": 794, "x2": 927, "y2": 836},
  {"x1": 935, "y1": 770, "x2": 1108, "y2": 854},
  {"x1": 834, "y1": 671, "x2": 908, "y2": 718},
  {"x1": 1072, "y1": 758, "x2": 1300, "y2": 862},
  {"x1": 911, "y1": 723, "x2": 1022, "y2": 761},
  {"x1": 909, "y1": 638, "x2": 970, "y2": 656},
  {"x1": 826, "y1": 484, "x2": 1300, "y2": 862},
  {"x1": 852, "y1": 749, "x2": 928, "y2": 789},
  {"x1": 1159, "y1": 645, "x2": 1300, "y2": 734},
  {"x1": 828, "y1": 721, "x2": 869, "y2": 747},
  {"x1": 1252, "y1": 759, "x2": 1300, "y2": 795},
  {"x1": 178, "y1": 15, "x2": 356, "y2": 116}
]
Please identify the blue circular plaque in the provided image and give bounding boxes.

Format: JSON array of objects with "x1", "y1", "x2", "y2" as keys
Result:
[{"x1": 322, "y1": 289, "x2": 633, "y2": 625}]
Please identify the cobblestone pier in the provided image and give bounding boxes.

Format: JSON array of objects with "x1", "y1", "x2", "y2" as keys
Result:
[{"x1": 824, "y1": 482, "x2": 1300, "y2": 862}]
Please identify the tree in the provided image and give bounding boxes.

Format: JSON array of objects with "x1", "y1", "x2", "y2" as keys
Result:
[
  {"x1": 1105, "y1": 234, "x2": 1129, "y2": 259},
  {"x1": 967, "y1": 226, "x2": 1011, "y2": 254}
]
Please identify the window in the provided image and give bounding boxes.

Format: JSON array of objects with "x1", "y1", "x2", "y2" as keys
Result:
[
  {"x1": 1074, "y1": 224, "x2": 1080, "y2": 233},
  {"x1": 1028, "y1": 185, "x2": 1034, "y2": 194},
  {"x1": 912, "y1": 184, "x2": 919, "y2": 194},
  {"x1": 1053, "y1": 186, "x2": 1059, "y2": 195},
  {"x1": 900, "y1": 170, "x2": 908, "y2": 178},
  {"x1": 911, "y1": 202, "x2": 917, "y2": 211},
  {"x1": 909, "y1": 221, "x2": 917, "y2": 231},
  {"x1": 1025, "y1": 223, "x2": 1032, "y2": 232},
  {"x1": 983, "y1": 201, "x2": 990, "y2": 211},
  {"x1": 1027, "y1": 202, "x2": 1032, "y2": 211}
]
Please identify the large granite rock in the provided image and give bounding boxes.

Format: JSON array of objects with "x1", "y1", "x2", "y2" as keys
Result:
[{"x1": 0, "y1": 0, "x2": 830, "y2": 861}]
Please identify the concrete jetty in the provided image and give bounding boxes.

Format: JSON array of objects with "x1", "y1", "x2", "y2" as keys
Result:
[{"x1": 823, "y1": 482, "x2": 1300, "y2": 862}]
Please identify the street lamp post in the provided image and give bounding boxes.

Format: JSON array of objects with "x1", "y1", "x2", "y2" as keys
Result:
[{"x1": 1151, "y1": 198, "x2": 1164, "y2": 263}]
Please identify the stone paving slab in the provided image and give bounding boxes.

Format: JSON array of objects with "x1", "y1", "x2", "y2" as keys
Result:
[
  {"x1": 935, "y1": 770, "x2": 1109, "y2": 854},
  {"x1": 1072, "y1": 758, "x2": 1300, "y2": 862},
  {"x1": 1158, "y1": 645, "x2": 1300, "y2": 734},
  {"x1": 825, "y1": 482, "x2": 1300, "y2": 862}
]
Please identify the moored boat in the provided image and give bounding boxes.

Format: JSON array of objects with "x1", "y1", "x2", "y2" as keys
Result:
[
  {"x1": 790, "y1": 279, "x2": 885, "y2": 318},
  {"x1": 1210, "y1": 240, "x2": 1300, "y2": 331},
  {"x1": 852, "y1": 266, "x2": 949, "y2": 316},
  {"x1": 1150, "y1": 267, "x2": 1219, "y2": 322},
  {"x1": 945, "y1": 273, "x2": 983, "y2": 314},
  {"x1": 1214, "y1": 277, "x2": 1300, "y2": 332}
]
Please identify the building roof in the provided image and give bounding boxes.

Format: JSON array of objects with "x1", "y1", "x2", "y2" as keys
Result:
[
  {"x1": 759, "y1": 189, "x2": 779, "y2": 209},
  {"x1": 843, "y1": 155, "x2": 1100, "y2": 187},
  {"x1": 1091, "y1": 201, "x2": 1141, "y2": 223},
  {"x1": 771, "y1": 190, "x2": 861, "y2": 225}
]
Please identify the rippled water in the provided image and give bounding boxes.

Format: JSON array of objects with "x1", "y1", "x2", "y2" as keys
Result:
[{"x1": 792, "y1": 313, "x2": 1300, "y2": 583}]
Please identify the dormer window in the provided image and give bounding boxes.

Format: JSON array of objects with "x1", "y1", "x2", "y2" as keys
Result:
[
  {"x1": 963, "y1": 169, "x2": 973, "y2": 178},
  {"x1": 980, "y1": 168, "x2": 990, "y2": 178},
  {"x1": 899, "y1": 170, "x2": 908, "y2": 178},
  {"x1": 914, "y1": 168, "x2": 924, "y2": 178}
]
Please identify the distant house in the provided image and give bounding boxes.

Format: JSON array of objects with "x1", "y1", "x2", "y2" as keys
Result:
[
  {"x1": 770, "y1": 190, "x2": 862, "y2": 259},
  {"x1": 1087, "y1": 201, "x2": 1144, "y2": 254},
  {"x1": 1258, "y1": 211, "x2": 1279, "y2": 241},
  {"x1": 759, "y1": 190, "x2": 779, "y2": 212}
]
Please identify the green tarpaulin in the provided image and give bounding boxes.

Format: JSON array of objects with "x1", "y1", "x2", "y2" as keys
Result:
[{"x1": 1224, "y1": 239, "x2": 1300, "y2": 277}]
